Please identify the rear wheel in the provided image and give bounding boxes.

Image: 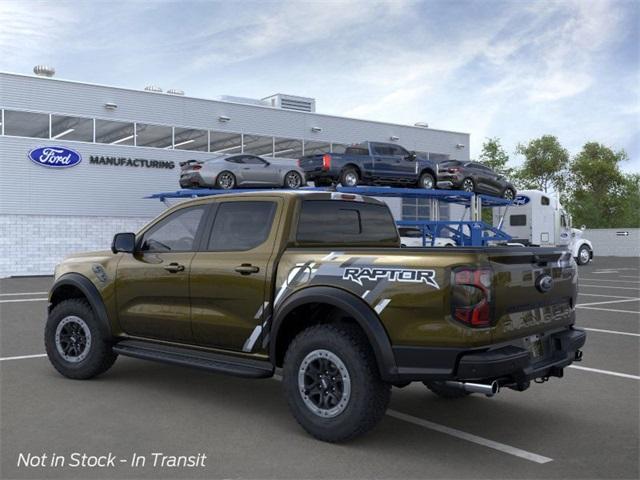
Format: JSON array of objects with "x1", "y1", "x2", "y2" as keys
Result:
[
  {"x1": 576, "y1": 244, "x2": 591, "y2": 265},
  {"x1": 461, "y1": 178, "x2": 475, "y2": 192},
  {"x1": 45, "y1": 299, "x2": 117, "y2": 379},
  {"x1": 418, "y1": 172, "x2": 435, "y2": 190},
  {"x1": 216, "y1": 171, "x2": 236, "y2": 189},
  {"x1": 284, "y1": 171, "x2": 304, "y2": 189},
  {"x1": 283, "y1": 323, "x2": 391, "y2": 442},
  {"x1": 340, "y1": 168, "x2": 359, "y2": 187},
  {"x1": 423, "y1": 381, "x2": 471, "y2": 399}
]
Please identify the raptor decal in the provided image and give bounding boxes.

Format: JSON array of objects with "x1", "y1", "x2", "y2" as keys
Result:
[{"x1": 342, "y1": 267, "x2": 439, "y2": 289}]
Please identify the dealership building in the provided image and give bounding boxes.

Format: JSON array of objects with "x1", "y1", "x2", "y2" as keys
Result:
[{"x1": 0, "y1": 70, "x2": 470, "y2": 277}]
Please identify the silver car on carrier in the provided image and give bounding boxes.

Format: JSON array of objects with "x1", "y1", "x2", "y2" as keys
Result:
[{"x1": 179, "y1": 154, "x2": 306, "y2": 190}]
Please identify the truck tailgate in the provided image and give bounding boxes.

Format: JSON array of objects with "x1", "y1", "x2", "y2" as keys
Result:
[{"x1": 488, "y1": 250, "x2": 577, "y2": 343}]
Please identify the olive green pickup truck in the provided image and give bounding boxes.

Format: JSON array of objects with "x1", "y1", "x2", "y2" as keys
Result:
[{"x1": 46, "y1": 190, "x2": 585, "y2": 442}]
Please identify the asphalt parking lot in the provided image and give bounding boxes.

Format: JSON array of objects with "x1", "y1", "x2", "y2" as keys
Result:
[{"x1": 1, "y1": 256, "x2": 638, "y2": 479}]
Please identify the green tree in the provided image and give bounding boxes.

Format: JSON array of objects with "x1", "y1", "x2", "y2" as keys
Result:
[
  {"x1": 565, "y1": 142, "x2": 638, "y2": 228},
  {"x1": 515, "y1": 135, "x2": 569, "y2": 193},
  {"x1": 479, "y1": 137, "x2": 513, "y2": 176}
]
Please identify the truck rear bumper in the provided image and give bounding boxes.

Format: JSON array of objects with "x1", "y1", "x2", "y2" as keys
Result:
[{"x1": 390, "y1": 327, "x2": 586, "y2": 384}]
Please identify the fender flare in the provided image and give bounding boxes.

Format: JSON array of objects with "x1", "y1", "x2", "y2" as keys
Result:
[
  {"x1": 571, "y1": 239, "x2": 593, "y2": 258},
  {"x1": 269, "y1": 286, "x2": 397, "y2": 380},
  {"x1": 49, "y1": 273, "x2": 113, "y2": 339}
]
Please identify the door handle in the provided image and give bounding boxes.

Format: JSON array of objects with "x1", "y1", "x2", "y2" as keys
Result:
[
  {"x1": 235, "y1": 264, "x2": 260, "y2": 275},
  {"x1": 163, "y1": 262, "x2": 185, "y2": 273}
]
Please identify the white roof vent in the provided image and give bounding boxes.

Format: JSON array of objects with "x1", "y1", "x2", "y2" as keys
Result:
[
  {"x1": 262, "y1": 93, "x2": 316, "y2": 113},
  {"x1": 167, "y1": 89, "x2": 184, "y2": 95},
  {"x1": 33, "y1": 65, "x2": 55, "y2": 77},
  {"x1": 144, "y1": 85, "x2": 163, "y2": 93}
]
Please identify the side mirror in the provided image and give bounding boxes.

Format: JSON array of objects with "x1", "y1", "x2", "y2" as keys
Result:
[
  {"x1": 407, "y1": 151, "x2": 417, "y2": 161},
  {"x1": 581, "y1": 225, "x2": 586, "y2": 231},
  {"x1": 111, "y1": 232, "x2": 136, "y2": 254}
]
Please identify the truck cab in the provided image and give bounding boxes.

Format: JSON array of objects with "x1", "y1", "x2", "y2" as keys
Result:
[{"x1": 493, "y1": 190, "x2": 594, "y2": 265}]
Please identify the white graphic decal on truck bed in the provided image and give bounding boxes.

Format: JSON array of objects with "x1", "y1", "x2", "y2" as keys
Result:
[{"x1": 342, "y1": 267, "x2": 439, "y2": 289}]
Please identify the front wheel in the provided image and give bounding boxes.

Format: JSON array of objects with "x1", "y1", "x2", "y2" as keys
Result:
[
  {"x1": 461, "y1": 178, "x2": 475, "y2": 192},
  {"x1": 503, "y1": 188, "x2": 516, "y2": 201},
  {"x1": 45, "y1": 299, "x2": 117, "y2": 379},
  {"x1": 576, "y1": 244, "x2": 591, "y2": 265},
  {"x1": 418, "y1": 172, "x2": 435, "y2": 190},
  {"x1": 284, "y1": 171, "x2": 304, "y2": 189},
  {"x1": 216, "y1": 171, "x2": 236, "y2": 189},
  {"x1": 283, "y1": 324, "x2": 391, "y2": 442}
]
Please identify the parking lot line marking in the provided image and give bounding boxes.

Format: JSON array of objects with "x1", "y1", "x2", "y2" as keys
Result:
[
  {"x1": 582, "y1": 327, "x2": 640, "y2": 337},
  {"x1": 386, "y1": 409, "x2": 553, "y2": 464},
  {"x1": 576, "y1": 306, "x2": 640, "y2": 314},
  {"x1": 577, "y1": 298, "x2": 640, "y2": 307},
  {"x1": 0, "y1": 292, "x2": 48, "y2": 296},
  {"x1": 568, "y1": 365, "x2": 640, "y2": 380},
  {"x1": 0, "y1": 298, "x2": 48, "y2": 304},
  {"x1": 580, "y1": 284, "x2": 640, "y2": 291},
  {"x1": 579, "y1": 293, "x2": 637, "y2": 299},
  {"x1": 0, "y1": 354, "x2": 47, "y2": 362},
  {"x1": 581, "y1": 278, "x2": 640, "y2": 284}
]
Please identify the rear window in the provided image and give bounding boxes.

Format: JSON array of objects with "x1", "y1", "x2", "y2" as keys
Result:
[
  {"x1": 510, "y1": 214, "x2": 527, "y2": 226},
  {"x1": 345, "y1": 147, "x2": 369, "y2": 156},
  {"x1": 296, "y1": 200, "x2": 399, "y2": 246}
]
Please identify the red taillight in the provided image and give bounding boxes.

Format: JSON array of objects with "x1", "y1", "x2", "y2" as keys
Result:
[
  {"x1": 322, "y1": 154, "x2": 332, "y2": 171},
  {"x1": 297, "y1": 159, "x2": 301, "y2": 167},
  {"x1": 451, "y1": 267, "x2": 492, "y2": 328}
]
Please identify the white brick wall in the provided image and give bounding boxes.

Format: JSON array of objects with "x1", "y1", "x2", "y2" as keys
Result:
[{"x1": 0, "y1": 214, "x2": 152, "y2": 277}]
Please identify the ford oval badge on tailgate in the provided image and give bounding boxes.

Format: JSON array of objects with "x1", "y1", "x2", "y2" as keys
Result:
[
  {"x1": 28, "y1": 146, "x2": 82, "y2": 168},
  {"x1": 535, "y1": 274, "x2": 554, "y2": 293}
]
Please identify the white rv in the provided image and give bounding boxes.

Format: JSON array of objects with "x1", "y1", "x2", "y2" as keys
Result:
[{"x1": 493, "y1": 190, "x2": 594, "y2": 265}]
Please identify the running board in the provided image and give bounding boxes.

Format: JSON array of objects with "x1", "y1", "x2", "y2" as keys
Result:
[{"x1": 113, "y1": 339, "x2": 274, "y2": 378}]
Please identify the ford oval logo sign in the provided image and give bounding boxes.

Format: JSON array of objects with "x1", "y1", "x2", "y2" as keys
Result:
[
  {"x1": 535, "y1": 274, "x2": 554, "y2": 293},
  {"x1": 513, "y1": 195, "x2": 530, "y2": 206},
  {"x1": 28, "y1": 146, "x2": 82, "y2": 168}
]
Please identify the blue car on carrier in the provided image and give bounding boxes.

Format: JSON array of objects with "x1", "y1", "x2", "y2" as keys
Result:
[{"x1": 298, "y1": 141, "x2": 439, "y2": 189}]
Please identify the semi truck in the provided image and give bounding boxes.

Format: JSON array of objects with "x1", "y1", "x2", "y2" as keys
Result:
[{"x1": 493, "y1": 190, "x2": 594, "y2": 265}]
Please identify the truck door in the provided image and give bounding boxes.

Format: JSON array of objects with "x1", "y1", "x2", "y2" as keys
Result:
[
  {"x1": 115, "y1": 205, "x2": 208, "y2": 342},
  {"x1": 190, "y1": 198, "x2": 282, "y2": 352},
  {"x1": 388, "y1": 144, "x2": 417, "y2": 181},
  {"x1": 237, "y1": 155, "x2": 274, "y2": 186},
  {"x1": 371, "y1": 143, "x2": 396, "y2": 179},
  {"x1": 557, "y1": 210, "x2": 571, "y2": 246}
]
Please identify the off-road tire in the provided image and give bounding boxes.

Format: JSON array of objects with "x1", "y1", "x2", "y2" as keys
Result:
[
  {"x1": 283, "y1": 323, "x2": 391, "y2": 442},
  {"x1": 423, "y1": 381, "x2": 471, "y2": 399},
  {"x1": 339, "y1": 167, "x2": 360, "y2": 187},
  {"x1": 45, "y1": 299, "x2": 117, "y2": 379},
  {"x1": 419, "y1": 172, "x2": 436, "y2": 190}
]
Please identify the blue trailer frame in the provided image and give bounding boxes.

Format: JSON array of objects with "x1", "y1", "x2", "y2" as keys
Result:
[{"x1": 147, "y1": 186, "x2": 513, "y2": 247}]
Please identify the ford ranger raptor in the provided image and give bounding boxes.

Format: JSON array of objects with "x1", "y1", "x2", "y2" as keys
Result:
[{"x1": 45, "y1": 190, "x2": 586, "y2": 442}]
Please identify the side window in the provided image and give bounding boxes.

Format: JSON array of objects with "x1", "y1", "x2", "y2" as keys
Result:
[
  {"x1": 510, "y1": 215, "x2": 527, "y2": 226},
  {"x1": 242, "y1": 156, "x2": 267, "y2": 165},
  {"x1": 560, "y1": 215, "x2": 567, "y2": 227},
  {"x1": 226, "y1": 156, "x2": 243, "y2": 164},
  {"x1": 541, "y1": 196, "x2": 550, "y2": 206},
  {"x1": 207, "y1": 201, "x2": 277, "y2": 251},
  {"x1": 391, "y1": 145, "x2": 410, "y2": 157},
  {"x1": 140, "y1": 206, "x2": 205, "y2": 252},
  {"x1": 372, "y1": 144, "x2": 391, "y2": 156}
]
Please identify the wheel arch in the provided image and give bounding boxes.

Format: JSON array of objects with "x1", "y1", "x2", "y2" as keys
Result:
[
  {"x1": 419, "y1": 167, "x2": 436, "y2": 178},
  {"x1": 49, "y1": 273, "x2": 113, "y2": 339},
  {"x1": 269, "y1": 286, "x2": 396, "y2": 381},
  {"x1": 342, "y1": 163, "x2": 362, "y2": 177}
]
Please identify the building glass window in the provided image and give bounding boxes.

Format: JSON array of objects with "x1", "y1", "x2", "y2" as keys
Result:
[
  {"x1": 402, "y1": 198, "x2": 430, "y2": 221},
  {"x1": 51, "y1": 114, "x2": 93, "y2": 142},
  {"x1": 95, "y1": 119, "x2": 135, "y2": 145},
  {"x1": 135, "y1": 123, "x2": 173, "y2": 148},
  {"x1": 243, "y1": 134, "x2": 274, "y2": 156},
  {"x1": 303, "y1": 140, "x2": 331, "y2": 156},
  {"x1": 3, "y1": 110, "x2": 49, "y2": 138},
  {"x1": 273, "y1": 137, "x2": 303, "y2": 159},
  {"x1": 210, "y1": 131, "x2": 243, "y2": 154},
  {"x1": 173, "y1": 127, "x2": 208, "y2": 151}
]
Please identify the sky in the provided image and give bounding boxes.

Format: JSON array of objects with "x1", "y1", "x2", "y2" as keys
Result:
[{"x1": 1, "y1": 0, "x2": 638, "y2": 172}]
